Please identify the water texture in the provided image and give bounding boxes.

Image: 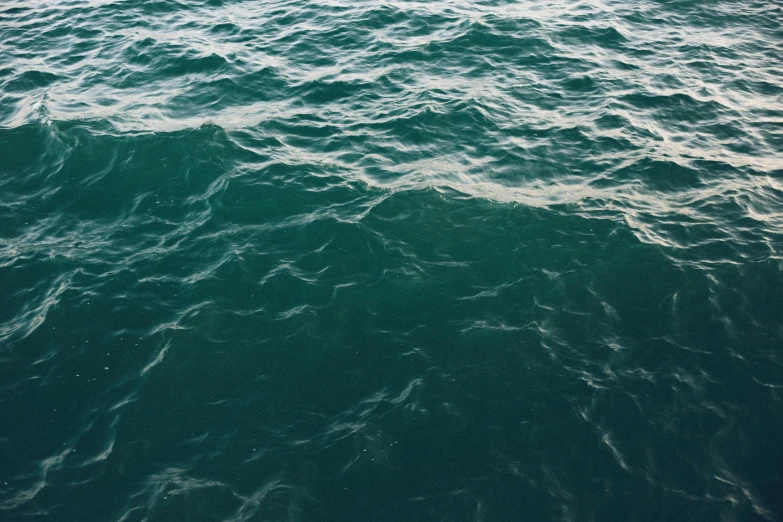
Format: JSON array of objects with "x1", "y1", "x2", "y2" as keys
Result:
[{"x1": 1, "y1": 0, "x2": 782, "y2": 520}]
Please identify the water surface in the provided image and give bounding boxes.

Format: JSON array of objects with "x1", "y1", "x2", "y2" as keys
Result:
[{"x1": 1, "y1": 0, "x2": 783, "y2": 520}]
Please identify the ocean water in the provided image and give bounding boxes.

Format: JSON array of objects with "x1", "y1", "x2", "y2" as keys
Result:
[{"x1": 1, "y1": 0, "x2": 782, "y2": 520}]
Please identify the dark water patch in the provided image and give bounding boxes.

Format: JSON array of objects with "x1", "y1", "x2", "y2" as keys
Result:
[{"x1": 4, "y1": 71, "x2": 60, "y2": 92}]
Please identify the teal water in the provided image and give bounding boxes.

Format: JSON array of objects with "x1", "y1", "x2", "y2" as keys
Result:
[{"x1": 1, "y1": 0, "x2": 782, "y2": 520}]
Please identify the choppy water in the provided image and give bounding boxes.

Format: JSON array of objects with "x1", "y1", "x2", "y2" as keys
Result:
[{"x1": 2, "y1": 0, "x2": 783, "y2": 520}]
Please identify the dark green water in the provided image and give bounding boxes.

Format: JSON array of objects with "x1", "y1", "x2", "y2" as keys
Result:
[{"x1": 2, "y1": 0, "x2": 783, "y2": 520}]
